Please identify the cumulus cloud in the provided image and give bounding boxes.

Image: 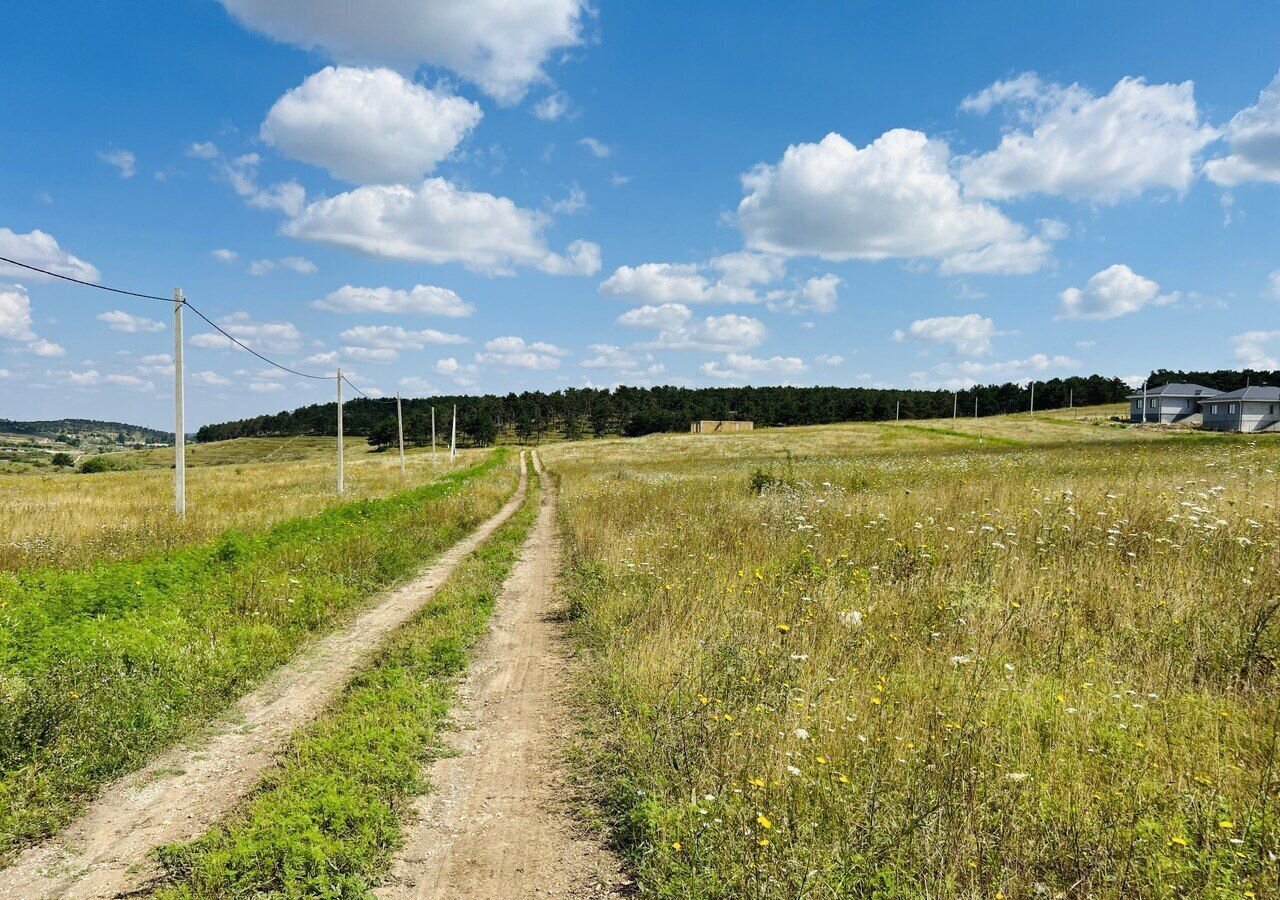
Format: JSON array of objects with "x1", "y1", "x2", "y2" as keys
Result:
[
  {"x1": 579, "y1": 344, "x2": 664, "y2": 378},
  {"x1": 911, "y1": 353, "x2": 1081, "y2": 390},
  {"x1": 533, "y1": 91, "x2": 572, "y2": 121},
  {"x1": 1057, "y1": 264, "x2": 1178, "y2": 320},
  {"x1": 314, "y1": 284, "x2": 474, "y2": 317},
  {"x1": 765, "y1": 274, "x2": 842, "y2": 314},
  {"x1": 97, "y1": 310, "x2": 165, "y2": 334},
  {"x1": 1268, "y1": 269, "x2": 1280, "y2": 300},
  {"x1": 700, "y1": 353, "x2": 809, "y2": 382},
  {"x1": 893, "y1": 313, "x2": 997, "y2": 356},
  {"x1": 98, "y1": 149, "x2": 137, "y2": 179},
  {"x1": 474, "y1": 335, "x2": 566, "y2": 370},
  {"x1": 211, "y1": 248, "x2": 238, "y2": 264},
  {"x1": 959, "y1": 74, "x2": 1217, "y2": 203},
  {"x1": 218, "y1": 0, "x2": 587, "y2": 104},
  {"x1": 65, "y1": 369, "x2": 154, "y2": 391},
  {"x1": 261, "y1": 67, "x2": 482, "y2": 183},
  {"x1": 598, "y1": 257, "x2": 775, "y2": 305},
  {"x1": 1206, "y1": 70, "x2": 1280, "y2": 185},
  {"x1": 188, "y1": 311, "x2": 303, "y2": 354},
  {"x1": 339, "y1": 324, "x2": 468, "y2": 350},
  {"x1": 617, "y1": 303, "x2": 767, "y2": 351},
  {"x1": 0, "y1": 285, "x2": 36, "y2": 342},
  {"x1": 815, "y1": 353, "x2": 844, "y2": 366},
  {"x1": 1231, "y1": 330, "x2": 1280, "y2": 369},
  {"x1": 25, "y1": 338, "x2": 66, "y2": 358},
  {"x1": 578, "y1": 137, "x2": 611, "y2": 158},
  {"x1": 282, "y1": 178, "x2": 600, "y2": 276},
  {"x1": 191, "y1": 370, "x2": 232, "y2": 386},
  {"x1": 0, "y1": 229, "x2": 100, "y2": 283},
  {"x1": 206, "y1": 150, "x2": 306, "y2": 217},
  {"x1": 247, "y1": 256, "x2": 317, "y2": 276},
  {"x1": 736, "y1": 130, "x2": 1045, "y2": 273}
]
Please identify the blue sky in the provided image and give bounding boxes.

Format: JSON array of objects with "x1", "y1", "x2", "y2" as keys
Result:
[{"x1": 3, "y1": 0, "x2": 1280, "y2": 428}]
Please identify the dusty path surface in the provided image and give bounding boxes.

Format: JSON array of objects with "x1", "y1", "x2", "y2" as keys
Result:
[
  {"x1": 0, "y1": 456, "x2": 529, "y2": 900},
  {"x1": 378, "y1": 451, "x2": 628, "y2": 900}
]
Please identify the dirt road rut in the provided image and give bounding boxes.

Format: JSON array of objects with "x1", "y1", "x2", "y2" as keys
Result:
[{"x1": 377, "y1": 451, "x2": 628, "y2": 899}]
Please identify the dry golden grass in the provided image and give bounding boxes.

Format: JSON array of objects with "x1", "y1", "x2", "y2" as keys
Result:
[
  {"x1": 548, "y1": 408, "x2": 1280, "y2": 898},
  {"x1": 0, "y1": 437, "x2": 482, "y2": 571}
]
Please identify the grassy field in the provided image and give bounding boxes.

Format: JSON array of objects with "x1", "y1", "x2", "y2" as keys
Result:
[
  {"x1": 0, "y1": 436, "x2": 478, "y2": 571},
  {"x1": 0, "y1": 449, "x2": 518, "y2": 856},
  {"x1": 548, "y1": 409, "x2": 1280, "y2": 898}
]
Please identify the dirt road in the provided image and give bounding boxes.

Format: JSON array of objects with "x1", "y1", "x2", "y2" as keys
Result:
[
  {"x1": 377, "y1": 451, "x2": 628, "y2": 899},
  {"x1": 0, "y1": 456, "x2": 529, "y2": 900}
]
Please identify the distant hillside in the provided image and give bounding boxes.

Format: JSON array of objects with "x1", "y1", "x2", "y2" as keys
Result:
[{"x1": 0, "y1": 418, "x2": 172, "y2": 445}]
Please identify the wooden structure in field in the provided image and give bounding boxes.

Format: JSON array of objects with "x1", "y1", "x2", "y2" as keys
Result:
[{"x1": 690, "y1": 420, "x2": 753, "y2": 433}]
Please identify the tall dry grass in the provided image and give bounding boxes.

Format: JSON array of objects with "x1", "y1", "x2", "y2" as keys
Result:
[
  {"x1": 0, "y1": 437, "x2": 481, "y2": 571},
  {"x1": 550, "y1": 415, "x2": 1280, "y2": 898}
]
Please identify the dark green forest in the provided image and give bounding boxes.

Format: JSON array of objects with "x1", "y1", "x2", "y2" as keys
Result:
[{"x1": 195, "y1": 375, "x2": 1133, "y2": 447}]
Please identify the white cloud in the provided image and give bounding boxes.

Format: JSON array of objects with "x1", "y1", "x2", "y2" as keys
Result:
[
  {"x1": 1206, "y1": 71, "x2": 1280, "y2": 185},
  {"x1": 617, "y1": 302, "x2": 766, "y2": 351},
  {"x1": 581, "y1": 344, "x2": 640, "y2": 369},
  {"x1": 579, "y1": 137, "x2": 611, "y2": 158},
  {"x1": 339, "y1": 324, "x2": 467, "y2": 349},
  {"x1": 533, "y1": 91, "x2": 572, "y2": 121},
  {"x1": 0, "y1": 229, "x2": 100, "y2": 283},
  {"x1": 206, "y1": 150, "x2": 306, "y2": 217},
  {"x1": 282, "y1": 178, "x2": 600, "y2": 276},
  {"x1": 815, "y1": 354, "x2": 844, "y2": 366},
  {"x1": 710, "y1": 251, "x2": 786, "y2": 287},
  {"x1": 0, "y1": 285, "x2": 36, "y2": 341},
  {"x1": 188, "y1": 142, "x2": 220, "y2": 160},
  {"x1": 98, "y1": 149, "x2": 137, "y2": 179},
  {"x1": 97, "y1": 310, "x2": 165, "y2": 334},
  {"x1": 249, "y1": 380, "x2": 286, "y2": 393},
  {"x1": 937, "y1": 234, "x2": 1054, "y2": 276},
  {"x1": 959, "y1": 74, "x2": 1217, "y2": 203},
  {"x1": 218, "y1": 0, "x2": 587, "y2": 104},
  {"x1": 911, "y1": 353, "x2": 1081, "y2": 389},
  {"x1": 342, "y1": 346, "x2": 399, "y2": 363},
  {"x1": 1268, "y1": 269, "x2": 1280, "y2": 300},
  {"x1": 247, "y1": 256, "x2": 317, "y2": 276},
  {"x1": 1232, "y1": 330, "x2": 1280, "y2": 369},
  {"x1": 261, "y1": 67, "x2": 482, "y2": 184},
  {"x1": 191, "y1": 370, "x2": 232, "y2": 386},
  {"x1": 1057, "y1": 264, "x2": 1177, "y2": 320},
  {"x1": 65, "y1": 369, "x2": 154, "y2": 391},
  {"x1": 474, "y1": 335, "x2": 565, "y2": 370},
  {"x1": 211, "y1": 248, "x2": 238, "y2": 264},
  {"x1": 188, "y1": 311, "x2": 303, "y2": 354},
  {"x1": 548, "y1": 184, "x2": 587, "y2": 215},
  {"x1": 893, "y1": 313, "x2": 997, "y2": 356},
  {"x1": 736, "y1": 130, "x2": 1043, "y2": 272},
  {"x1": 314, "y1": 284, "x2": 474, "y2": 317},
  {"x1": 700, "y1": 353, "x2": 808, "y2": 382},
  {"x1": 398, "y1": 375, "x2": 437, "y2": 394},
  {"x1": 765, "y1": 274, "x2": 842, "y2": 314},
  {"x1": 598, "y1": 262, "x2": 759, "y2": 305},
  {"x1": 25, "y1": 338, "x2": 65, "y2": 358}
]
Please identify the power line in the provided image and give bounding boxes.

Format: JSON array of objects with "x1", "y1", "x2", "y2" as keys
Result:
[
  {"x1": 0, "y1": 254, "x2": 170, "y2": 302},
  {"x1": 181, "y1": 300, "x2": 331, "y2": 381}
]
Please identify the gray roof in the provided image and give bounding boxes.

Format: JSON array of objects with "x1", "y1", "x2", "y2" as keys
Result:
[
  {"x1": 1126, "y1": 382, "x2": 1221, "y2": 400},
  {"x1": 1197, "y1": 385, "x2": 1280, "y2": 403}
]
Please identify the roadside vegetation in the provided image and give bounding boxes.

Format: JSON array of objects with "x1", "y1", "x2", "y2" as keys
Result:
[
  {"x1": 152, "y1": 469, "x2": 541, "y2": 898},
  {"x1": 0, "y1": 450, "x2": 517, "y2": 857},
  {"x1": 0, "y1": 436, "x2": 478, "y2": 571},
  {"x1": 551, "y1": 411, "x2": 1280, "y2": 898}
]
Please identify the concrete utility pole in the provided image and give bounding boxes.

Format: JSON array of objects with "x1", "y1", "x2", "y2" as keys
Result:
[
  {"x1": 1029, "y1": 381, "x2": 1035, "y2": 416},
  {"x1": 431, "y1": 406, "x2": 437, "y2": 463},
  {"x1": 1069, "y1": 387, "x2": 1074, "y2": 410},
  {"x1": 396, "y1": 391, "x2": 406, "y2": 478},
  {"x1": 896, "y1": 400, "x2": 900, "y2": 422},
  {"x1": 336, "y1": 368, "x2": 345, "y2": 494},
  {"x1": 450, "y1": 404, "x2": 457, "y2": 461},
  {"x1": 173, "y1": 287, "x2": 185, "y2": 518},
  {"x1": 974, "y1": 395, "x2": 978, "y2": 419},
  {"x1": 1142, "y1": 381, "x2": 1148, "y2": 424},
  {"x1": 953, "y1": 392, "x2": 958, "y2": 419}
]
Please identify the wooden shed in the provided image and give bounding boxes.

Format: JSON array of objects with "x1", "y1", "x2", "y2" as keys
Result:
[{"x1": 690, "y1": 420, "x2": 754, "y2": 433}]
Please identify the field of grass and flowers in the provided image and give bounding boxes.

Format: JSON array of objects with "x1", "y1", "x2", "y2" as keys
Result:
[
  {"x1": 152, "y1": 472, "x2": 541, "y2": 898},
  {"x1": 550, "y1": 411, "x2": 1280, "y2": 898},
  {"x1": 0, "y1": 436, "x2": 479, "y2": 571},
  {"x1": 0, "y1": 449, "x2": 517, "y2": 857}
]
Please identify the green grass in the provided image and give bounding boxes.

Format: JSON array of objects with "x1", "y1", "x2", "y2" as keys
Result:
[
  {"x1": 892, "y1": 423, "x2": 1024, "y2": 446},
  {"x1": 0, "y1": 451, "x2": 516, "y2": 858},
  {"x1": 152, "y1": 471, "x2": 541, "y2": 898}
]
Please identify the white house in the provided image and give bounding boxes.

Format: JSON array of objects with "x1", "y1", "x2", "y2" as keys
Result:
[
  {"x1": 1128, "y1": 383, "x2": 1220, "y2": 424},
  {"x1": 1199, "y1": 386, "x2": 1280, "y2": 432}
]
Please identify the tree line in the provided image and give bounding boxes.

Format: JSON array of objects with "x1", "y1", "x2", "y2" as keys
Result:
[
  {"x1": 1146, "y1": 368, "x2": 1280, "y2": 393},
  {"x1": 194, "y1": 375, "x2": 1131, "y2": 447}
]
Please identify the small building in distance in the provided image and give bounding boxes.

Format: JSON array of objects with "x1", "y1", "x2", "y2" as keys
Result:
[
  {"x1": 690, "y1": 420, "x2": 753, "y2": 433},
  {"x1": 1200, "y1": 386, "x2": 1280, "y2": 432},
  {"x1": 1127, "y1": 383, "x2": 1220, "y2": 423}
]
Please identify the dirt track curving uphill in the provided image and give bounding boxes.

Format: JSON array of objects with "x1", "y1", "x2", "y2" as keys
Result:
[
  {"x1": 0, "y1": 455, "x2": 529, "y2": 900},
  {"x1": 377, "y1": 451, "x2": 629, "y2": 899}
]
